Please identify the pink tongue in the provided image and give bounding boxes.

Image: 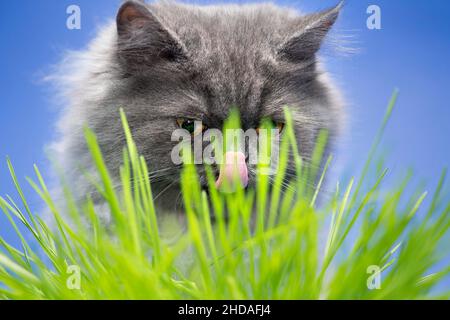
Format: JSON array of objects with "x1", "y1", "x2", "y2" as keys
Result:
[{"x1": 215, "y1": 151, "x2": 249, "y2": 191}]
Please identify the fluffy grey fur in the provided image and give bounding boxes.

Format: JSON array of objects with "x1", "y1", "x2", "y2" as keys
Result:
[{"x1": 51, "y1": 0, "x2": 344, "y2": 220}]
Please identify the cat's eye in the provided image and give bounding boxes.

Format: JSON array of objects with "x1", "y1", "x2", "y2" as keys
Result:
[
  {"x1": 176, "y1": 119, "x2": 207, "y2": 135},
  {"x1": 256, "y1": 121, "x2": 284, "y2": 135}
]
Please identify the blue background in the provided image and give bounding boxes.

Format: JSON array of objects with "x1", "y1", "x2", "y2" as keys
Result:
[{"x1": 0, "y1": 0, "x2": 449, "y2": 287}]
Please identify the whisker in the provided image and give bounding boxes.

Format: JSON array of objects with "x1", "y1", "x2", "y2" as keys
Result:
[{"x1": 154, "y1": 179, "x2": 178, "y2": 201}]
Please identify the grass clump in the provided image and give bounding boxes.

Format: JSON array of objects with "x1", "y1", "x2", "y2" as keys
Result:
[{"x1": 0, "y1": 91, "x2": 449, "y2": 299}]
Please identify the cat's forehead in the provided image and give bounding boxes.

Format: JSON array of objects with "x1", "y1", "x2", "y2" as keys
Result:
[
  {"x1": 151, "y1": 4, "x2": 296, "y2": 120},
  {"x1": 184, "y1": 39, "x2": 272, "y2": 125},
  {"x1": 152, "y1": 2, "x2": 298, "y2": 52}
]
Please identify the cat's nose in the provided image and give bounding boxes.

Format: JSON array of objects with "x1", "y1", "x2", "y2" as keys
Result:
[{"x1": 215, "y1": 151, "x2": 249, "y2": 192}]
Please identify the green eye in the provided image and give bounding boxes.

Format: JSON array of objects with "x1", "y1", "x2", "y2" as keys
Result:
[
  {"x1": 256, "y1": 120, "x2": 284, "y2": 134},
  {"x1": 178, "y1": 119, "x2": 195, "y2": 133},
  {"x1": 176, "y1": 119, "x2": 206, "y2": 135}
]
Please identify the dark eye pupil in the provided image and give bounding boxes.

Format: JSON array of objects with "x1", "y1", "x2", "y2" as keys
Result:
[{"x1": 182, "y1": 121, "x2": 195, "y2": 133}]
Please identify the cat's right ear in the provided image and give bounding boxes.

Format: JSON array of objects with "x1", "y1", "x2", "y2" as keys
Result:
[{"x1": 116, "y1": 1, "x2": 187, "y2": 66}]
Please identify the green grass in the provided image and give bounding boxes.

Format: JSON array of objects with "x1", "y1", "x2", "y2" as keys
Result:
[{"x1": 0, "y1": 91, "x2": 449, "y2": 299}]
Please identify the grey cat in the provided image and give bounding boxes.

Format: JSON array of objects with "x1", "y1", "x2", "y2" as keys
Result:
[{"x1": 51, "y1": 0, "x2": 344, "y2": 221}]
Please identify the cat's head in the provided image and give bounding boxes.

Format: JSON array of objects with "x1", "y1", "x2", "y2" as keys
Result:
[{"x1": 102, "y1": 0, "x2": 343, "y2": 210}]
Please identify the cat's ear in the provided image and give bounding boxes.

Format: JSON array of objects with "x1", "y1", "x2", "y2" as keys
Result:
[
  {"x1": 116, "y1": 1, "x2": 187, "y2": 65},
  {"x1": 278, "y1": 2, "x2": 343, "y2": 62}
]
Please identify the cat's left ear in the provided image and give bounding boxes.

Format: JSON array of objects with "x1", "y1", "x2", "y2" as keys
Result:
[{"x1": 278, "y1": 2, "x2": 343, "y2": 62}]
